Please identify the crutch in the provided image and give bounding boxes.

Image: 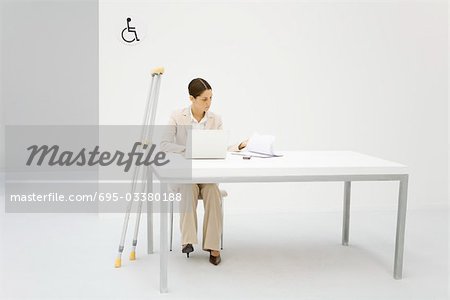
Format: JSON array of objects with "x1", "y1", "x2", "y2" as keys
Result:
[
  {"x1": 114, "y1": 67, "x2": 164, "y2": 268},
  {"x1": 129, "y1": 67, "x2": 164, "y2": 262}
]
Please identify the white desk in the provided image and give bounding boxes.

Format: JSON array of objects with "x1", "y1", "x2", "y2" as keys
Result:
[{"x1": 147, "y1": 151, "x2": 409, "y2": 293}]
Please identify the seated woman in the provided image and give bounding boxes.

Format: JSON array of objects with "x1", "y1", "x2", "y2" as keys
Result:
[{"x1": 160, "y1": 78, "x2": 247, "y2": 265}]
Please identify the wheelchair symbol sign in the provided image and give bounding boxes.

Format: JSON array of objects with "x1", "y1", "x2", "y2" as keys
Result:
[
  {"x1": 122, "y1": 17, "x2": 139, "y2": 43},
  {"x1": 119, "y1": 16, "x2": 145, "y2": 45}
]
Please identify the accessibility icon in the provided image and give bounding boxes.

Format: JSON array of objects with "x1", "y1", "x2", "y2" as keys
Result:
[{"x1": 121, "y1": 17, "x2": 140, "y2": 44}]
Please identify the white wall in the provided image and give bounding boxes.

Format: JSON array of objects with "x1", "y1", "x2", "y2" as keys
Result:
[{"x1": 100, "y1": 0, "x2": 448, "y2": 213}]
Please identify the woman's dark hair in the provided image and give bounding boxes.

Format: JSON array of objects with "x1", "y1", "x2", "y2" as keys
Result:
[{"x1": 188, "y1": 78, "x2": 212, "y2": 98}]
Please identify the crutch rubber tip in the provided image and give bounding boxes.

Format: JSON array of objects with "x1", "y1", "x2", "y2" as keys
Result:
[
  {"x1": 114, "y1": 258, "x2": 122, "y2": 268},
  {"x1": 151, "y1": 67, "x2": 165, "y2": 75},
  {"x1": 129, "y1": 251, "x2": 136, "y2": 261}
]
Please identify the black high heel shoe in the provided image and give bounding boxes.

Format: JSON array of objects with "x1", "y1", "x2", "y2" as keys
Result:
[
  {"x1": 208, "y1": 250, "x2": 221, "y2": 265},
  {"x1": 182, "y1": 244, "x2": 194, "y2": 258}
]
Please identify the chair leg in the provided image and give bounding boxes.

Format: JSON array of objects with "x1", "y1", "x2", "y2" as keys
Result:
[{"x1": 169, "y1": 200, "x2": 173, "y2": 251}]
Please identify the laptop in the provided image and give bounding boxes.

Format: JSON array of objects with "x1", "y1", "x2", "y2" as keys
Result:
[{"x1": 185, "y1": 130, "x2": 229, "y2": 159}]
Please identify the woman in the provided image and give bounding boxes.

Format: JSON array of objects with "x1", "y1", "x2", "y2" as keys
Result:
[{"x1": 160, "y1": 78, "x2": 247, "y2": 265}]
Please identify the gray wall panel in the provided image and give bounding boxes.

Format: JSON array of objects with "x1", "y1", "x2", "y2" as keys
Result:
[{"x1": 0, "y1": 0, "x2": 99, "y2": 171}]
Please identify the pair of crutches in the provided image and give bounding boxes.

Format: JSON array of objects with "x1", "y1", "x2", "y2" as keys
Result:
[{"x1": 114, "y1": 67, "x2": 164, "y2": 268}]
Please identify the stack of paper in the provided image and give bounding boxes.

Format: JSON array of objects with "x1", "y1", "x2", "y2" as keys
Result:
[{"x1": 232, "y1": 133, "x2": 283, "y2": 158}]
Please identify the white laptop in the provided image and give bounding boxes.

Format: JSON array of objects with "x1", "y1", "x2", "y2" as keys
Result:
[{"x1": 185, "y1": 130, "x2": 228, "y2": 159}]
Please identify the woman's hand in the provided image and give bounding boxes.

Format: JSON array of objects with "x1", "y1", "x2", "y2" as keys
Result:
[{"x1": 238, "y1": 139, "x2": 249, "y2": 150}]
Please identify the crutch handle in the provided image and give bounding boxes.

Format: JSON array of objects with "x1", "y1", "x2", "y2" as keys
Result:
[{"x1": 151, "y1": 67, "x2": 165, "y2": 75}]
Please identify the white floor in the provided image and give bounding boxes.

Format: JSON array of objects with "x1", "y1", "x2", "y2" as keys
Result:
[{"x1": 0, "y1": 185, "x2": 448, "y2": 299}]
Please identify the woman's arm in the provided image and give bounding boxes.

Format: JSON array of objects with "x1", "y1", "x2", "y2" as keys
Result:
[{"x1": 160, "y1": 112, "x2": 186, "y2": 153}]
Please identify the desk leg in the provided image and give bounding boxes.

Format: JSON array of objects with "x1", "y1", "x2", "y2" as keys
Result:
[
  {"x1": 394, "y1": 175, "x2": 408, "y2": 279},
  {"x1": 342, "y1": 181, "x2": 351, "y2": 246},
  {"x1": 147, "y1": 171, "x2": 153, "y2": 254},
  {"x1": 160, "y1": 182, "x2": 169, "y2": 293}
]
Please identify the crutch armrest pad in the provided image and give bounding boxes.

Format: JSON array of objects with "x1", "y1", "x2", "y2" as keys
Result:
[{"x1": 151, "y1": 67, "x2": 165, "y2": 75}]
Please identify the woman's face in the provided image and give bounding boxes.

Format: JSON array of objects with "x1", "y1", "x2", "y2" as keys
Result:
[{"x1": 190, "y1": 89, "x2": 212, "y2": 113}]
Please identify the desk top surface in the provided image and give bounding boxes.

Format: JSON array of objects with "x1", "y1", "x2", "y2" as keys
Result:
[{"x1": 153, "y1": 151, "x2": 408, "y2": 182}]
